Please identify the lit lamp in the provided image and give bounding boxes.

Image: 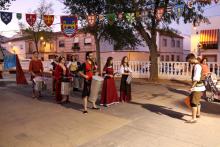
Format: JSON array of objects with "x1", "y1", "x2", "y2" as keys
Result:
[
  {"x1": 12, "y1": 48, "x2": 16, "y2": 54},
  {"x1": 8, "y1": 42, "x2": 15, "y2": 54},
  {"x1": 40, "y1": 36, "x2": 44, "y2": 40}
]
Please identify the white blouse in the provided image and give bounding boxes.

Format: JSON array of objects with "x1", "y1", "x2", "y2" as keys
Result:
[
  {"x1": 120, "y1": 65, "x2": 132, "y2": 74},
  {"x1": 191, "y1": 64, "x2": 205, "y2": 92}
]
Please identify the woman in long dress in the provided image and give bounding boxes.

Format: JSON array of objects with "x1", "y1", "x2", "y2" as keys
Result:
[
  {"x1": 119, "y1": 56, "x2": 132, "y2": 102},
  {"x1": 100, "y1": 57, "x2": 119, "y2": 107},
  {"x1": 54, "y1": 56, "x2": 70, "y2": 104}
]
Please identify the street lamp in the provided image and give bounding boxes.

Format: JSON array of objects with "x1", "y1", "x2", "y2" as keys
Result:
[{"x1": 40, "y1": 36, "x2": 44, "y2": 41}]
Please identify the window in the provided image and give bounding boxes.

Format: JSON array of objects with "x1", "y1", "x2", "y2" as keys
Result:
[
  {"x1": 171, "y1": 55, "x2": 175, "y2": 61},
  {"x1": 59, "y1": 40, "x2": 65, "y2": 47},
  {"x1": 66, "y1": 54, "x2": 72, "y2": 61},
  {"x1": 72, "y1": 43, "x2": 80, "y2": 51},
  {"x1": 160, "y1": 55, "x2": 164, "y2": 61},
  {"x1": 84, "y1": 37, "x2": 92, "y2": 45},
  {"x1": 165, "y1": 55, "x2": 169, "y2": 61},
  {"x1": 171, "y1": 39, "x2": 175, "y2": 47},
  {"x1": 177, "y1": 55, "x2": 180, "y2": 62},
  {"x1": 163, "y1": 39, "x2": 167, "y2": 47},
  {"x1": 177, "y1": 40, "x2": 180, "y2": 48}
]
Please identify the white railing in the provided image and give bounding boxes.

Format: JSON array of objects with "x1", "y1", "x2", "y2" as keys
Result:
[
  {"x1": 19, "y1": 60, "x2": 220, "y2": 81},
  {"x1": 111, "y1": 61, "x2": 220, "y2": 81}
]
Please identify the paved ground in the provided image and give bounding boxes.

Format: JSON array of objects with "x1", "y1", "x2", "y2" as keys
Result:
[{"x1": 0, "y1": 74, "x2": 220, "y2": 147}]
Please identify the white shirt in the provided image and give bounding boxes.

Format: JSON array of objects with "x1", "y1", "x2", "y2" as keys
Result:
[
  {"x1": 192, "y1": 64, "x2": 206, "y2": 92},
  {"x1": 120, "y1": 65, "x2": 132, "y2": 74}
]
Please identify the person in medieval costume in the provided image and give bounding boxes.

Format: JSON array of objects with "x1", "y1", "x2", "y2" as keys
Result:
[
  {"x1": 119, "y1": 56, "x2": 132, "y2": 102},
  {"x1": 29, "y1": 51, "x2": 43, "y2": 98},
  {"x1": 79, "y1": 51, "x2": 100, "y2": 114},
  {"x1": 54, "y1": 56, "x2": 70, "y2": 104},
  {"x1": 67, "y1": 55, "x2": 81, "y2": 91},
  {"x1": 51, "y1": 55, "x2": 59, "y2": 95},
  {"x1": 100, "y1": 57, "x2": 119, "y2": 107},
  {"x1": 187, "y1": 54, "x2": 206, "y2": 123}
]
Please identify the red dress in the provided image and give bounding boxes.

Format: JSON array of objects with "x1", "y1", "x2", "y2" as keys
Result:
[
  {"x1": 54, "y1": 64, "x2": 69, "y2": 102},
  {"x1": 100, "y1": 66, "x2": 119, "y2": 106}
]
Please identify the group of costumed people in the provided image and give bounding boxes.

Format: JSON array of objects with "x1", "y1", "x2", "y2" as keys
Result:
[
  {"x1": 29, "y1": 50, "x2": 213, "y2": 122},
  {"x1": 29, "y1": 51, "x2": 132, "y2": 114}
]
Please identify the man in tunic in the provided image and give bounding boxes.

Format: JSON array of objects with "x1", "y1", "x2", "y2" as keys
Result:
[{"x1": 29, "y1": 51, "x2": 44, "y2": 98}]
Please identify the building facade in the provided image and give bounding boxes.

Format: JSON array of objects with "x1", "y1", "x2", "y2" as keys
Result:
[
  {"x1": 158, "y1": 32, "x2": 184, "y2": 62},
  {"x1": 2, "y1": 31, "x2": 96, "y2": 62},
  {"x1": 191, "y1": 16, "x2": 220, "y2": 62},
  {"x1": 2, "y1": 30, "x2": 184, "y2": 62}
]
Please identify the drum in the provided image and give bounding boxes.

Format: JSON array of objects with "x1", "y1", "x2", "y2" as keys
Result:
[
  {"x1": 216, "y1": 81, "x2": 220, "y2": 90},
  {"x1": 34, "y1": 77, "x2": 43, "y2": 91},
  {"x1": 89, "y1": 76, "x2": 104, "y2": 102},
  {"x1": 61, "y1": 82, "x2": 70, "y2": 96}
]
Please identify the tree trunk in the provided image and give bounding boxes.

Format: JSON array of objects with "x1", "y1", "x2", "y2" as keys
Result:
[
  {"x1": 33, "y1": 32, "x2": 39, "y2": 53},
  {"x1": 34, "y1": 40, "x2": 39, "y2": 53},
  {"x1": 149, "y1": 32, "x2": 159, "y2": 81},
  {"x1": 94, "y1": 35, "x2": 101, "y2": 75},
  {"x1": 134, "y1": 23, "x2": 159, "y2": 81},
  {"x1": 149, "y1": 45, "x2": 159, "y2": 81}
]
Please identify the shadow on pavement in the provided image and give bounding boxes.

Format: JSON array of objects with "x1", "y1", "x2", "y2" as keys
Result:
[
  {"x1": 129, "y1": 102, "x2": 188, "y2": 121},
  {"x1": 38, "y1": 93, "x2": 83, "y2": 112},
  {"x1": 174, "y1": 98, "x2": 220, "y2": 116},
  {"x1": 5, "y1": 85, "x2": 84, "y2": 112},
  {"x1": 170, "y1": 79, "x2": 191, "y2": 86},
  {"x1": 166, "y1": 86, "x2": 189, "y2": 96}
]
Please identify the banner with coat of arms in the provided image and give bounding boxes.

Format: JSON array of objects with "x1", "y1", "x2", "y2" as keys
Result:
[
  {"x1": 43, "y1": 15, "x2": 54, "y2": 27},
  {"x1": 26, "y1": 14, "x2": 36, "y2": 26},
  {"x1": 60, "y1": 16, "x2": 78, "y2": 37},
  {"x1": 16, "y1": 13, "x2": 22, "y2": 20},
  {"x1": 0, "y1": 12, "x2": 12, "y2": 25}
]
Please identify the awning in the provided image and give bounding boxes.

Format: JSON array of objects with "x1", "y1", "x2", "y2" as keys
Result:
[{"x1": 199, "y1": 29, "x2": 219, "y2": 44}]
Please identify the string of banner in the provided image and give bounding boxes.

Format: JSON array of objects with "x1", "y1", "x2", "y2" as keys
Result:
[{"x1": 0, "y1": 0, "x2": 219, "y2": 37}]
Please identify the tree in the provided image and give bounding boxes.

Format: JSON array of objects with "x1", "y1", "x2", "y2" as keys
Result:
[
  {"x1": 106, "y1": 0, "x2": 211, "y2": 81},
  {"x1": 63, "y1": 0, "x2": 141, "y2": 74},
  {"x1": 0, "y1": 0, "x2": 15, "y2": 10},
  {"x1": 20, "y1": 0, "x2": 54, "y2": 53}
]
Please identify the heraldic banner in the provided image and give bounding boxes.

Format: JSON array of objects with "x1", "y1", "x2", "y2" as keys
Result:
[{"x1": 60, "y1": 16, "x2": 78, "y2": 37}]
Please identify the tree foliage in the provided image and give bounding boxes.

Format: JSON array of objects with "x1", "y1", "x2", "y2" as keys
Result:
[
  {"x1": 64, "y1": 0, "x2": 211, "y2": 79},
  {"x1": 63, "y1": 0, "x2": 141, "y2": 73},
  {"x1": 0, "y1": 0, "x2": 15, "y2": 10},
  {"x1": 106, "y1": 0, "x2": 211, "y2": 80}
]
